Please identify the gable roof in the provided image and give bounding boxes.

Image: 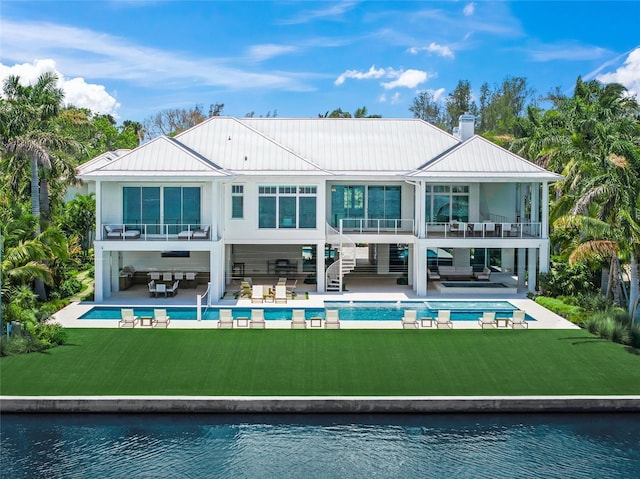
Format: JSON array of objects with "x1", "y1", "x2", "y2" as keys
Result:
[
  {"x1": 407, "y1": 135, "x2": 563, "y2": 181},
  {"x1": 77, "y1": 136, "x2": 231, "y2": 179}
]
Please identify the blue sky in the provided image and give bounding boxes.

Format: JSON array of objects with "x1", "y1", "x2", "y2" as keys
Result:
[{"x1": 1, "y1": 1, "x2": 639, "y2": 123}]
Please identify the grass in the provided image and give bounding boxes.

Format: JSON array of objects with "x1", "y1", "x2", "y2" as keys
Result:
[{"x1": 2, "y1": 328, "x2": 640, "y2": 396}]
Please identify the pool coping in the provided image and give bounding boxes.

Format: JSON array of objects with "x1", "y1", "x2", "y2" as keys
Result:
[{"x1": 2, "y1": 396, "x2": 640, "y2": 414}]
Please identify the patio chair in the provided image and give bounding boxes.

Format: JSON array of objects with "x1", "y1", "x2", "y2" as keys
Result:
[
  {"x1": 251, "y1": 285, "x2": 264, "y2": 303},
  {"x1": 156, "y1": 283, "x2": 167, "y2": 297},
  {"x1": 475, "y1": 267, "x2": 491, "y2": 281},
  {"x1": 122, "y1": 229, "x2": 141, "y2": 239},
  {"x1": 166, "y1": 280, "x2": 179, "y2": 297},
  {"x1": 162, "y1": 272, "x2": 172, "y2": 282},
  {"x1": 471, "y1": 222, "x2": 484, "y2": 237},
  {"x1": 153, "y1": 309, "x2": 170, "y2": 328},
  {"x1": 478, "y1": 311, "x2": 497, "y2": 329},
  {"x1": 174, "y1": 272, "x2": 184, "y2": 281},
  {"x1": 148, "y1": 280, "x2": 157, "y2": 297},
  {"x1": 484, "y1": 222, "x2": 496, "y2": 236},
  {"x1": 250, "y1": 309, "x2": 266, "y2": 329},
  {"x1": 218, "y1": 309, "x2": 233, "y2": 329},
  {"x1": 185, "y1": 272, "x2": 196, "y2": 288},
  {"x1": 325, "y1": 309, "x2": 340, "y2": 329},
  {"x1": 239, "y1": 281, "x2": 252, "y2": 298},
  {"x1": 275, "y1": 284, "x2": 288, "y2": 304},
  {"x1": 435, "y1": 310, "x2": 453, "y2": 329},
  {"x1": 286, "y1": 279, "x2": 298, "y2": 295},
  {"x1": 509, "y1": 310, "x2": 528, "y2": 329},
  {"x1": 149, "y1": 272, "x2": 161, "y2": 281},
  {"x1": 291, "y1": 309, "x2": 307, "y2": 329},
  {"x1": 401, "y1": 309, "x2": 418, "y2": 329},
  {"x1": 119, "y1": 308, "x2": 139, "y2": 328},
  {"x1": 449, "y1": 220, "x2": 463, "y2": 236}
]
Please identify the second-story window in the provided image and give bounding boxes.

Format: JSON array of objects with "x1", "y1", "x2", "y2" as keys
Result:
[
  {"x1": 231, "y1": 185, "x2": 244, "y2": 219},
  {"x1": 258, "y1": 185, "x2": 317, "y2": 229},
  {"x1": 426, "y1": 185, "x2": 469, "y2": 222}
]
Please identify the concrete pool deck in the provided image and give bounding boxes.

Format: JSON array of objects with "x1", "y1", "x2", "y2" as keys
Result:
[{"x1": 53, "y1": 290, "x2": 579, "y2": 330}]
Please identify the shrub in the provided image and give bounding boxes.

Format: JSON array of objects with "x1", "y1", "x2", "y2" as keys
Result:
[
  {"x1": 535, "y1": 296, "x2": 585, "y2": 323},
  {"x1": 33, "y1": 322, "x2": 67, "y2": 347},
  {"x1": 630, "y1": 324, "x2": 640, "y2": 349},
  {"x1": 538, "y1": 257, "x2": 598, "y2": 298}
]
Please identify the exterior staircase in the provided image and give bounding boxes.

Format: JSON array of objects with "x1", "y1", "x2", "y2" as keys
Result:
[{"x1": 325, "y1": 222, "x2": 356, "y2": 292}]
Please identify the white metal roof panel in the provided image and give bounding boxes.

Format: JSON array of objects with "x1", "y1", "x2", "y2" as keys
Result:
[
  {"x1": 409, "y1": 135, "x2": 562, "y2": 180},
  {"x1": 176, "y1": 117, "x2": 329, "y2": 173},
  {"x1": 240, "y1": 117, "x2": 459, "y2": 172},
  {"x1": 78, "y1": 136, "x2": 230, "y2": 178}
]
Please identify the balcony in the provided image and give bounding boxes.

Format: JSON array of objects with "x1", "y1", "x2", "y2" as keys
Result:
[
  {"x1": 339, "y1": 218, "x2": 415, "y2": 235},
  {"x1": 425, "y1": 221, "x2": 542, "y2": 239},
  {"x1": 101, "y1": 224, "x2": 212, "y2": 241}
]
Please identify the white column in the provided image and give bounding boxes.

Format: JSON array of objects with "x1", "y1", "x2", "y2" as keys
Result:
[
  {"x1": 416, "y1": 242, "x2": 428, "y2": 296},
  {"x1": 501, "y1": 248, "x2": 515, "y2": 274},
  {"x1": 95, "y1": 180, "x2": 102, "y2": 240},
  {"x1": 541, "y1": 181, "x2": 549, "y2": 239},
  {"x1": 416, "y1": 182, "x2": 426, "y2": 238},
  {"x1": 316, "y1": 241, "x2": 325, "y2": 292},
  {"x1": 407, "y1": 243, "x2": 414, "y2": 286},
  {"x1": 95, "y1": 246, "x2": 104, "y2": 302},
  {"x1": 539, "y1": 242, "x2": 550, "y2": 274},
  {"x1": 210, "y1": 245, "x2": 219, "y2": 305},
  {"x1": 517, "y1": 248, "x2": 526, "y2": 287},
  {"x1": 527, "y1": 247, "x2": 538, "y2": 293}
]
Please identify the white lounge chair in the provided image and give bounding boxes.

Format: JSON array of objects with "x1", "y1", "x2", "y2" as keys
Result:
[
  {"x1": 148, "y1": 280, "x2": 157, "y2": 297},
  {"x1": 193, "y1": 225, "x2": 210, "y2": 240},
  {"x1": 427, "y1": 269, "x2": 441, "y2": 281},
  {"x1": 251, "y1": 285, "x2": 264, "y2": 303},
  {"x1": 178, "y1": 229, "x2": 194, "y2": 240},
  {"x1": 475, "y1": 267, "x2": 491, "y2": 281},
  {"x1": 509, "y1": 310, "x2": 528, "y2": 329},
  {"x1": 104, "y1": 225, "x2": 122, "y2": 239},
  {"x1": 291, "y1": 309, "x2": 307, "y2": 329},
  {"x1": 478, "y1": 311, "x2": 496, "y2": 329},
  {"x1": 325, "y1": 309, "x2": 340, "y2": 329},
  {"x1": 435, "y1": 310, "x2": 453, "y2": 329},
  {"x1": 218, "y1": 309, "x2": 233, "y2": 328},
  {"x1": 250, "y1": 309, "x2": 266, "y2": 329},
  {"x1": 275, "y1": 284, "x2": 288, "y2": 303},
  {"x1": 401, "y1": 309, "x2": 418, "y2": 329},
  {"x1": 153, "y1": 309, "x2": 170, "y2": 328},
  {"x1": 119, "y1": 308, "x2": 138, "y2": 328}
]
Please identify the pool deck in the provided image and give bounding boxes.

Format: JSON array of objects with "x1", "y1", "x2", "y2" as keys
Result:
[{"x1": 53, "y1": 282, "x2": 579, "y2": 330}]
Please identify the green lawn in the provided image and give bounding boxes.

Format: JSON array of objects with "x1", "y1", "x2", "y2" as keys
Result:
[{"x1": 2, "y1": 328, "x2": 640, "y2": 396}]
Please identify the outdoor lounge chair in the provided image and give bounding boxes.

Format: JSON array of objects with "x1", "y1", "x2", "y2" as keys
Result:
[
  {"x1": 325, "y1": 309, "x2": 340, "y2": 329},
  {"x1": 166, "y1": 280, "x2": 179, "y2": 297},
  {"x1": 435, "y1": 310, "x2": 453, "y2": 329},
  {"x1": 218, "y1": 309, "x2": 233, "y2": 328},
  {"x1": 509, "y1": 310, "x2": 528, "y2": 329},
  {"x1": 148, "y1": 280, "x2": 157, "y2": 297},
  {"x1": 250, "y1": 309, "x2": 266, "y2": 329},
  {"x1": 121, "y1": 229, "x2": 141, "y2": 239},
  {"x1": 193, "y1": 225, "x2": 210, "y2": 240},
  {"x1": 153, "y1": 309, "x2": 170, "y2": 328},
  {"x1": 275, "y1": 284, "x2": 288, "y2": 303},
  {"x1": 178, "y1": 228, "x2": 194, "y2": 240},
  {"x1": 475, "y1": 267, "x2": 491, "y2": 281},
  {"x1": 478, "y1": 311, "x2": 497, "y2": 329},
  {"x1": 104, "y1": 225, "x2": 122, "y2": 239},
  {"x1": 119, "y1": 308, "x2": 139, "y2": 328},
  {"x1": 239, "y1": 281, "x2": 252, "y2": 298},
  {"x1": 401, "y1": 310, "x2": 418, "y2": 329},
  {"x1": 291, "y1": 309, "x2": 307, "y2": 329},
  {"x1": 251, "y1": 285, "x2": 264, "y2": 303}
]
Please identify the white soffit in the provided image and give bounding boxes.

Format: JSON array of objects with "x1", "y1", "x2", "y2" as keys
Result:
[{"x1": 409, "y1": 135, "x2": 562, "y2": 180}]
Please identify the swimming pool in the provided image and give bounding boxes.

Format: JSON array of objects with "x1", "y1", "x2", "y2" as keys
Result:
[{"x1": 79, "y1": 300, "x2": 533, "y2": 322}]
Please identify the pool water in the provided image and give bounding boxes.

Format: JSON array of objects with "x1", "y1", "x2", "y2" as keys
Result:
[
  {"x1": 2, "y1": 413, "x2": 638, "y2": 478},
  {"x1": 79, "y1": 300, "x2": 534, "y2": 322}
]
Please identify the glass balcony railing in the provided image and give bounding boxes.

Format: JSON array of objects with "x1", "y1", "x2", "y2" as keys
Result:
[
  {"x1": 101, "y1": 224, "x2": 212, "y2": 241},
  {"x1": 339, "y1": 218, "x2": 415, "y2": 234},
  {"x1": 425, "y1": 221, "x2": 542, "y2": 238}
]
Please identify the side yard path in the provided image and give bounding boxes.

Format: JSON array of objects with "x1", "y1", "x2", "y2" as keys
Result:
[{"x1": 2, "y1": 329, "x2": 639, "y2": 397}]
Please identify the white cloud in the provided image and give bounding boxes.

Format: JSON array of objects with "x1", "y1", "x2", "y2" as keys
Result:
[
  {"x1": 408, "y1": 42, "x2": 454, "y2": 59},
  {"x1": 597, "y1": 47, "x2": 640, "y2": 98},
  {"x1": 463, "y1": 3, "x2": 476, "y2": 16},
  {"x1": 381, "y1": 69, "x2": 429, "y2": 89},
  {"x1": 247, "y1": 44, "x2": 298, "y2": 62},
  {"x1": 527, "y1": 43, "x2": 608, "y2": 62},
  {"x1": 0, "y1": 19, "x2": 312, "y2": 92},
  {"x1": 335, "y1": 65, "x2": 386, "y2": 85},
  {"x1": 0, "y1": 59, "x2": 120, "y2": 116},
  {"x1": 377, "y1": 92, "x2": 401, "y2": 104}
]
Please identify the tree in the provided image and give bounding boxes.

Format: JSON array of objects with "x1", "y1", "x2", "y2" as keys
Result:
[
  {"x1": 445, "y1": 80, "x2": 477, "y2": 129},
  {"x1": 318, "y1": 106, "x2": 381, "y2": 118},
  {"x1": 409, "y1": 92, "x2": 446, "y2": 127},
  {"x1": 477, "y1": 76, "x2": 535, "y2": 134},
  {"x1": 143, "y1": 103, "x2": 225, "y2": 138}
]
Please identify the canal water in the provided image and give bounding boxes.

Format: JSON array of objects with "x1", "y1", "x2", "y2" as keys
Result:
[{"x1": 2, "y1": 413, "x2": 639, "y2": 478}]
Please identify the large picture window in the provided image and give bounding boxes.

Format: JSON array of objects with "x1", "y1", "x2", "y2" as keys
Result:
[
  {"x1": 426, "y1": 185, "x2": 469, "y2": 222},
  {"x1": 330, "y1": 184, "x2": 401, "y2": 227},
  {"x1": 258, "y1": 185, "x2": 317, "y2": 229},
  {"x1": 123, "y1": 186, "x2": 201, "y2": 234}
]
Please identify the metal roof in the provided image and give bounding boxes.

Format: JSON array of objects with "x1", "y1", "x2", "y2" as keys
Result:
[
  {"x1": 408, "y1": 135, "x2": 563, "y2": 181},
  {"x1": 78, "y1": 136, "x2": 231, "y2": 179}
]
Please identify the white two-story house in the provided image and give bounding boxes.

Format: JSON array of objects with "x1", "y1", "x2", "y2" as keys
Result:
[{"x1": 77, "y1": 116, "x2": 561, "y2": 302}]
